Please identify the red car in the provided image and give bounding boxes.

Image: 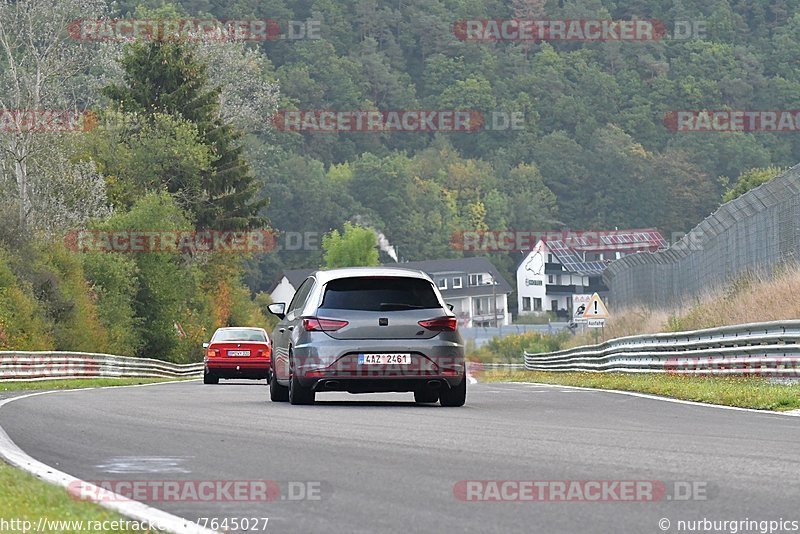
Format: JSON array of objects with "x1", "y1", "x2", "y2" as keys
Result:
[{"x1": 203, "y1": 327, "x2": 271, "y2": 384}]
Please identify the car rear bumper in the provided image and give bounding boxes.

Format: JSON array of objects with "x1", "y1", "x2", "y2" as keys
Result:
[
  {"x1": 308, "y1": 374, "x2": 465, "y2": 393},
  {"x1": 205, "y1": 358, "x2": 270, "y2": 379}
]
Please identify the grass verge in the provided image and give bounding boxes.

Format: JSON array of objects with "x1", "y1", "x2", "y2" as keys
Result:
[
  {"x1": 0, "y1": 377, "x2": 194, "y2": 392},
  {"x1": 0, "y1": 462, "x2": 155, "y2": 532},
  {"x1": 485, "y1": 370, "x2": 800, "y2": 411}
]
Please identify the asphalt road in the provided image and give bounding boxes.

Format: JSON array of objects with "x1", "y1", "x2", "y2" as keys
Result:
[{"x1": 2, "y1": 380, "x2": 800, "y2": 534}]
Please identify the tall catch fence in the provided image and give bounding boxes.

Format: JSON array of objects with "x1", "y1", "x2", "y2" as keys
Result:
[{"x1": 605, "y1": 164, "x2": 800, "y2": 307}]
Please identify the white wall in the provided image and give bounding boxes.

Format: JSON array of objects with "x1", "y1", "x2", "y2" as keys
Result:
[
  {"x1": 270, "y1": 277, "x2": 297, "y2": 305},
  {"x1": 517, "y1": 247, "x2": 547, "y2": 315}
]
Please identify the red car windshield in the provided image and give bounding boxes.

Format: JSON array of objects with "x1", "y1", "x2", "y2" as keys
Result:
[{"x1": 212, "y1": 329, "x2": 267, "y2": 342}]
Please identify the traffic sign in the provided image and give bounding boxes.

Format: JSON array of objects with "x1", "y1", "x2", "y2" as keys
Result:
[
  {"x1": 572, "y1": 294, "x2": 591, "y2": 322},
  {"x1": 581, "y1": 293, "x2": 610, "y2": 320},
  {"x1": 587, "y1": 318, "x2": 606, "y2": 328}
]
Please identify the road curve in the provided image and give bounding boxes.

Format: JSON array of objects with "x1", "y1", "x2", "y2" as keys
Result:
[{"x1": 2, "y1": 381, "x2": 799, "y2": 533}]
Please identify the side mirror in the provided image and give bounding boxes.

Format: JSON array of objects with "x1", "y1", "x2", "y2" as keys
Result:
[
  {"x1": 202, "y1": 342, "x2": 209, "y2": 349},
  {"x1": 446, "y1": 303, "x2": 454, "y2": 311},
  {"x1": 268, "y1": 302, "x2": 286, "y2": 320}
]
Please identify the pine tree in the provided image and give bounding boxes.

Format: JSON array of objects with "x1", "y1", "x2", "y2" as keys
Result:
[{"x1": 103, "y1": 39, "x2": 265, "y2": 229}]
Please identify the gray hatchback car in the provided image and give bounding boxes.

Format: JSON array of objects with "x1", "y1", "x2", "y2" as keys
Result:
[{"x1": 267, "y1": 267, "x2": 466, "y2": 406}]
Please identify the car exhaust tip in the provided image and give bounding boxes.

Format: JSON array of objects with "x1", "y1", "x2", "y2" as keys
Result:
[
  {"x1": 427, "y1": 380, "x2": 442, "y2": 389},
  {"x1": 325, "y1": 380, "x2": 341, "y2": 389}
]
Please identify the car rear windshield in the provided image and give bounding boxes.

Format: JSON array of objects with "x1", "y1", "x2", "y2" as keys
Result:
[
  {"x1": 212, "y1": 329, "x2": 267, "y2": 342},
  {"x1": 319, "y1": 277, "x2": 441, "y2": 311}
]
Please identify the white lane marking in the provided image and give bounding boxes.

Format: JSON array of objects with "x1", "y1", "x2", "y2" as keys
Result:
[
  {"x1": 0, "y1": 380, "x2": 217, "y2": 534},
  {"x1": 504, "y1": 381, "x2": 800, "y2": 418}
]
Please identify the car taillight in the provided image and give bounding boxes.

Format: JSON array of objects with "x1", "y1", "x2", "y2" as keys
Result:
[
  {"x1": 302, "y1": 317, "x2": 349, "y2": 332},
  {"x1": 418, "y1": 317, "x2": 457, "y2": 331},
  {"x1": 206, "y1": 348, "x2": 220, "y2": 358}
]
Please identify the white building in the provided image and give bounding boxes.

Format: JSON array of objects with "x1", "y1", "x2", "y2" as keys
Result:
[{"x1": 516, "y1": 230, "x2": 667, "y2": 319}]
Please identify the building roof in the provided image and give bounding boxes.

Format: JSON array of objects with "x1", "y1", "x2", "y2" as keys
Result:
[
  {"x1": 389, "y1": 257, "x2": 513, "y2": 295},
  {"x1": 516, "y1": 229, "x2": 668, "y2": 276},
  {"x1": 571, "y1": 229, "x2": 667, "y2": 252},
  {"x1": 271, "y1": 268, "x2": 314, "y2": 292}
]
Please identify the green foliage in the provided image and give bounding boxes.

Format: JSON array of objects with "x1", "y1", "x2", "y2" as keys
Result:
[
  {"x1": 472, "y1": 331, "x2": 569, "y2": 362},
  {"x1": 0, "y1": 253, "x2": 53, "y2": 351},
  {"x1": 722, "y1": 166, "x2": 786, "y2": 203},
  {"x1": 98, "y1": 192, "x2": 198, "y2": 362},
  {"x1": 33, "y1": 244, "x2": 107, "y2": 352},
  {"x1": 82, "y1": 252, "x2": 143, "y2": 356},
  {"x1": 322, "y1": 222, "x2": 380, "y2": 269},
  {"x1": 103, "y1": 38, "x2": 264, "y2": 229}
]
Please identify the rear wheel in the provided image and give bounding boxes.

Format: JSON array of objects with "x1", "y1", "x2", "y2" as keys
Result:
[
  {"x1": 439, "y1": 376, "x2": 466, "y2": 407},
  {"x1": 289, "y1": 372, "x2": 315, "y2": 405},
  {"x1": 414, "y1": 389, "x2": 439, "y2": 403},
  {"x1": 203, "y1": 370, "x2": 218, "y2": 384},
  {"x1": 270, "y1": 373, "x2": 289, "y2": 402}
]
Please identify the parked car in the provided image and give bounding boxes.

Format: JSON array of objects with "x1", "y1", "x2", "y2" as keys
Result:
[
  {"x1": 267, "y1": 267, "x2": 466, "y2": 406},
  {"x1": 203, "y1": 327, "x2": 271, "y2": 384}
]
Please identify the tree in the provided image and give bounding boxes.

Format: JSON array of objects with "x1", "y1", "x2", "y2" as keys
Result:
[
  {"x1": 722, "y1": 166, "x2": 785, "y2": 203},
  {"x1": 0, "y1": 0, "x2": 110, "y2": 228},
  {"x1": 322, "y1": 223, "x2": 379, "y2": 268},
  {"x1": 103, "y1": 38, "x2": 265, "y2": 229}
]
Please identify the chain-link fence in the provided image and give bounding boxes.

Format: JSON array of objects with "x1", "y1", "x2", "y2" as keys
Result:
[{"x1": 604, "y1": 164, "x2": 800, "y2": 307}]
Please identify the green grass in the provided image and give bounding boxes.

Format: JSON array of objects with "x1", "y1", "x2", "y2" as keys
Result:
[
  {"x1": 0, "y1": 462, "x2": 158, "y2": 532},
  {"x1": 0, "y1": 377, "x2": 193, "y2": 392},
  {"x1": 485, "y1": 370, "x2": 800, "y2": 411}
]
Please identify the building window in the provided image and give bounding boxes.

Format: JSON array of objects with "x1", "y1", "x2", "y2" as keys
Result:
[
  {"x1": 469, "y1": 273, "x2": 483, "y2": 286},
  {"x1": 533, "y1": 298, "x2": 542, "y2": 311},
  {"x1": 548, "y1": 275, "x2": 554, "y2": 284},
  {"x1": 522, "y1": 297, "x2": 531, "y2": 311},
  {"x1": 551, "y1": 299, "x2": 558, "y2": 311},
  {"x1": 452, "y1": 277, "x2": 462, "y2": 289},
  {"x1": 437, "y1": 278, "x2": 447, "y2": 290},
  {"x1": 548, "y1": 253, "x2": 553, "y2": 263}
]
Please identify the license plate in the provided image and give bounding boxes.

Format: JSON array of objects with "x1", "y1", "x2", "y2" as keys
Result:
[
  {"x1": 228, "y1": 350, "x2": 250, "y2": 357},
  {"x1": 358, "y1": 353, "x2": 411, "y2": 365}
]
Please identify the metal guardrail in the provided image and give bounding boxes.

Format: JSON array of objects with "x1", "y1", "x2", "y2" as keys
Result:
[
  {"x1": 0, "y1": 352, "x2": 203, "y2": 381},
  {"x1": 524, "y1": 321, "x2": 800, "y2": 375}
]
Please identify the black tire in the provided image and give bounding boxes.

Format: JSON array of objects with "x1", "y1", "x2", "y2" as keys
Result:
[
  {"x1": 414, "y1": 389, "x2": 439, "y2": 403},
  {"x1": 289, "y1": 372, "x2": 315, "y2": 405},
  {"x1": 270, "y1": 373, "x2": 289, "y2": 402},
  {"x1": 439, "y1": 376, "x2": 466, "y2": 407},
  {"x1": 203, "y1": 371, "x2": 218, "y2": 384}
]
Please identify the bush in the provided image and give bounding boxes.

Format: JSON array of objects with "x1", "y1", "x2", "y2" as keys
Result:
[
  {"x1": 83, "y1": 252, "x2": 143, "y2": 356},
  {"x1": 34, "y1": 242, "x2": 107, "y2": 352},
  {"x1": 0, "y1": 252, "x2": 53, "y2": 350},
  {"x1": 471, "y1": 331, "x2": 569, "y2": 362}
]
